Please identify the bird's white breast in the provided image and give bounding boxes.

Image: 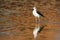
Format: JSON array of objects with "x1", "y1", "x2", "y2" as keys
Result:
[{"x1": 33, "y1": 10, "x2": 40, "y2": 18}]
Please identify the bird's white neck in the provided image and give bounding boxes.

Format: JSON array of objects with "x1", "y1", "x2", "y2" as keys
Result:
[{"x1": 33, "y1": 9, "x2": 37, "y2": 12}]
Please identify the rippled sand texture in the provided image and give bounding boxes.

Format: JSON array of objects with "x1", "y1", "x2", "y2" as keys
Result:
[{"x1": 0, "y1": 0, "x2": 60, "y2": 40}]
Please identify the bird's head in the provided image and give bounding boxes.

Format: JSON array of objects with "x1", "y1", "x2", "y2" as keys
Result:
[{"x1": 32, "y1": 7, "x2": 36, "y2": 10}]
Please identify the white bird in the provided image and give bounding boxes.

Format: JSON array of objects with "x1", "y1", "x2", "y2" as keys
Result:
[
  {"x1": 33, "y1": 26, "x2": 40, "y2": 38},
  {"x1": 32, "y1": 7, "x2": 44, "y2": 18},
  {"x1": 32, "y1": 7, "x2": 40, "y2": 18},
  {"x1": 32, "y1": 7, "x2": 44, "y2": 25}
]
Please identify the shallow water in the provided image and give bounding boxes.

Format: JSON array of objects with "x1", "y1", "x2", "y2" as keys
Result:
[{"x1": 0, "y1": 0, "x2": 60, "y2": 40}]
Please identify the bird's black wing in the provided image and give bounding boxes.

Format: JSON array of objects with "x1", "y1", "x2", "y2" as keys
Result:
[
  {"x1": 38, "y1": 26, "x2": 45, "y2": 33},
  {"x1": 37, "y1": 11, "x2": 45, "y2": 17},
  {"x1": 38, "y1": 25, "x2": 47, "y2": 33}
]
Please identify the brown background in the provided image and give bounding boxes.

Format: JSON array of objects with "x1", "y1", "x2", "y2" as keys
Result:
[{"x1": 0, "y1": 0, "x2": 60, "y2": 40}]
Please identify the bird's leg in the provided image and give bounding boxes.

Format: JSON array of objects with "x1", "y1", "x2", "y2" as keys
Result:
[
  {"x1": 35, "y1": 17, "x2": 38, "y2": 27},
  {"x1": 35, "y1": 17, "x2": 40, "y2": 27},
  {"x1": 37, "y1": 17, "x2": 40, "y2": 27}
]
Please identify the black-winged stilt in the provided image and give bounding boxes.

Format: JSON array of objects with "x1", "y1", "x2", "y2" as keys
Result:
[
  {"x1": 32, "y1": 7, "x2": 44, "y2": 26},
  {"x1": 32, "y1": 7, "x2": 44, "y2": 18}
]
